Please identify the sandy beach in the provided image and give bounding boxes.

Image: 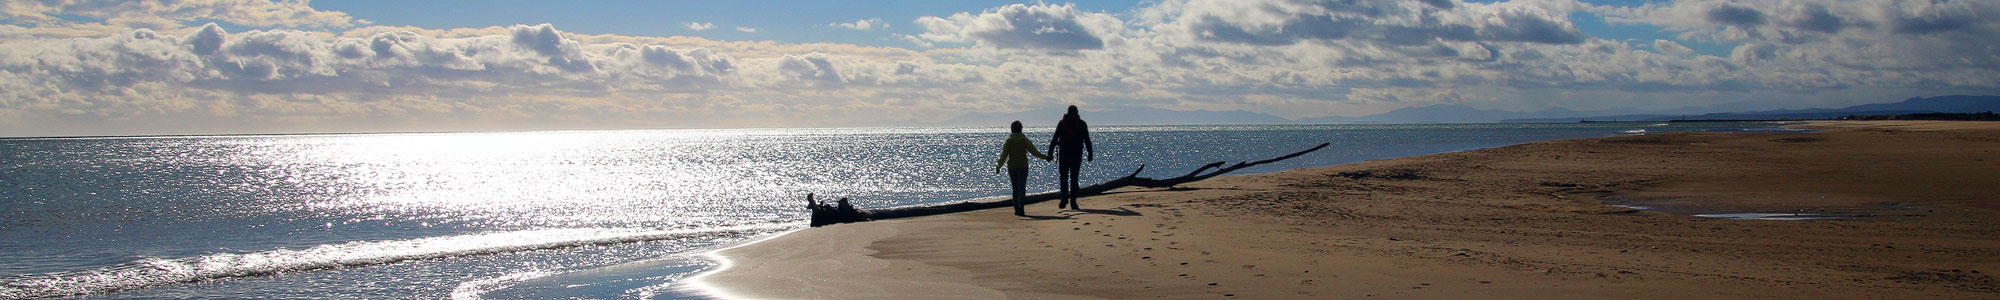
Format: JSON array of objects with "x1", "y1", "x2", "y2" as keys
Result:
[{"x1": 693, "y1": 121, "x2": 2000, "y2": 299}]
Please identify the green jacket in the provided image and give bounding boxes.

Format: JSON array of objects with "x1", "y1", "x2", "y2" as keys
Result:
[{"x1": 996, "y1": 132, "x2": 1051, "y2": 170}]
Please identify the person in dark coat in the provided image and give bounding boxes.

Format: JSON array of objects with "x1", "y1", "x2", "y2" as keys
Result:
[{"x1": 1048, "y1": 105, "x2": 1095, "y2": 210}]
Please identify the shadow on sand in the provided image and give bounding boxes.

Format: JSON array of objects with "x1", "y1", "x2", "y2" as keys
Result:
[
  {"x1": 1068, "y1": 207, "x2": 1142, "y2": 216},
  {"x1": 1019, "y1": 214, "x2": 1073, "y2": 220}
]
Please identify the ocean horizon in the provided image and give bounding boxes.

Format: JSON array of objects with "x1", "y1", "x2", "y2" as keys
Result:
[{"x1": 0, "y1": 122, "x2": 1790, "y2": 299}]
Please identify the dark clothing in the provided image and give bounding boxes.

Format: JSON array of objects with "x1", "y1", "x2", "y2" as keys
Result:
[
  {"x1": 1048, "y1": 116, "x2": 1093, "y2": 160},
  {"x1": 1049, "y1": 113, "x2": 1093, "y2": 209},
  {"x1": 1008, "y1": 167, "x2": 1029, "y2": 216},
  {"x1": 1058, "y1": 160, "x2": 1082, "y2": 209}
]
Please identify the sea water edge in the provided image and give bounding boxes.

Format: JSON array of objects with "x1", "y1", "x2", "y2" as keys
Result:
[{"x1": 0, "y1": 122, "x2": 1789, "y2": 299}]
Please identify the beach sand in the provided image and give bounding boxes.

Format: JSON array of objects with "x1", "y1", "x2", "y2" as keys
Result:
[{"x1": 693, "y1": 121, "x2": 2000, "y2": 299}]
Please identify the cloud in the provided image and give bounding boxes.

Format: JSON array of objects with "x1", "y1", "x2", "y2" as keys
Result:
[
  {"x1": 1650, "y1": 39, "x2": 1694, "y2": 56},
  {"x1": 2, "y1": 0, "x2": 1998, "y2": 137},
  {"x1": 1705, "y1": 4, "x2": 1767, "y2": 27},
  {"x1": 0, "y1": 23, "x2": 750, "y2": 114},
  {"x1": 1, "y1": 0, "x2": 361, "y2": 28},
  {"x1": 914, "y1": 3, "x2": 1122, "y2": 51},
  {"x1": 1786, "y1": 3, "x2": 1850, "y2": 33},
  {"x1": 1887, "y1": 0, "x2": 1982, "y2": 34},
  {"x1": 1601, "y1": 0, "x2": 2000, "y2": 69},
  {"x1": 510, "y1": 23, "x2": 596, "y2": 72},
  {"x1": 685, "y1": 22, "x2": 714, "y2": 31},
  {"x1": 1166, "y1": 0, "x2": 1586, "y2": 47},
  {"x1": 735, "y1": 26, "x2": 758, "y2": 33},
  {"x1": 830, "y1": 18, "x2": 885, "y2": 30},
  {"x1": 898, "y1": 34, "x2": 933, "y2": 48},
  {"x1": 189, "y1": 23, "x2": 228, "y2": 55},
  {"x1": 775, "y1": 53, "x2": 842, "y2": 84}
]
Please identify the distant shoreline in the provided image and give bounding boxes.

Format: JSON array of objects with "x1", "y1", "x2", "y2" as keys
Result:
[{"x1": 0, "y1": 121, "x2": 1772, "y2": 140}]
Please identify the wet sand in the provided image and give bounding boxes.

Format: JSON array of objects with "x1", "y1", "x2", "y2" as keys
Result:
[{"x1": 693, "y1": 121, "x2": 2000, "y2": 299}]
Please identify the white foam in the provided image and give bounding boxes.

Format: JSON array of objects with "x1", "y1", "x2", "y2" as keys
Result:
[
  {"x1": 1608, "y1": 204, "x2": 1653, "y2": 210},
  {"x1": 0, "y1": 224, "x2": 792, "y2": 299},
  {"x1": 678, "y1": 228, "x2": 807, "y2": 300},
  {"x1": 450, "y1": 270, "x2": 555, "y2": 300}
]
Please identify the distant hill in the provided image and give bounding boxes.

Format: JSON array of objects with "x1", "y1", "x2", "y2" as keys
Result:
[
  {"x1": 937, "y1": 95, "x2": 2000, "y2": 126},
  {"x1": 1502, "y1": 114, "x2": 1678, "y2": 123},
  {"x1": 1297, "y1": 105, "x2": 1592, "y2": 124},
  {"x1": 1841, "y1": 112, "x2": 2000, "y2": 121},
  {"x1": 938, "y1": 106, "x2": 1292, "y2": 126},
  {"x1": 1503, "y1": 95, "x2": 2000, "y2": 123},
  {"x1": 1841, "y1": 95, "x2": 2000, "y2": 113}
]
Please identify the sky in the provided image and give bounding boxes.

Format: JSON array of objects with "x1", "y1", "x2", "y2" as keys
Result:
[{"x1": 1, "y1": 0, "x2": 1996, "y2": 136}]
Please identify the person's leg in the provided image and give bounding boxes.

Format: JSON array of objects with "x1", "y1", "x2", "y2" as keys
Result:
[
  {"x1": 1056, "y1": 160, "x2": 1074, "y2": 209},
  {"x1": 1009, "y1": 168, "x2": 1028, "y2": 216},
  {"x1": 1060, "y1": 160, "x2": 1082, "y2": 209}
]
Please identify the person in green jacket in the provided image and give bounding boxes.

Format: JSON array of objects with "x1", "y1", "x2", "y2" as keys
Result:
[{"x1": 995, "y1": 120, "x2": 1052, "y2": 216}]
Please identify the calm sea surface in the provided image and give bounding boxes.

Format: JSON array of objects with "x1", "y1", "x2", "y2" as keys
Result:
[{"x1": 0, "y1": 123, "x2": 1787, "y2": 299}]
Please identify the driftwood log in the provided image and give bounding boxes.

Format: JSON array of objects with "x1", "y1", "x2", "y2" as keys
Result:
[{"x1": 809, "y1": 142, "x2": 1330, "y2": 227}]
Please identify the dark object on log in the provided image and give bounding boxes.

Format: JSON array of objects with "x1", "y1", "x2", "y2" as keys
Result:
[
  {"x1": 807, "y1": 193, "x2": 871, "y2": 227},
  {"x1": 808, "y1": 143, "x2": 1329, "y2": 227}
]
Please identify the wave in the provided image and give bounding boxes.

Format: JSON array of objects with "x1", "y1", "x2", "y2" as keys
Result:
[
  {"x1": 450, "y1": 270, "x2": 556, "y2": 300},
  {"x1": 0, "y1": 224, "x2": 792, "y2": 299}
]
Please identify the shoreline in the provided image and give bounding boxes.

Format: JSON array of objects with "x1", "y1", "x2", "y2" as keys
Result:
[
  {"x1": 690, "y1": 120, "x2": 2000, "y2": 299},
  {"x1": 676, "y1": 228, "x2": 806, "y2": 299}
]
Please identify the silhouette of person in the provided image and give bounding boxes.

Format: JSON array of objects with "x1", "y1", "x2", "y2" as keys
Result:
[
  {"x1": 1048, "y1": 105, "x2": 1095, "y2": 210},
  {"x1": 996, "y1": 120, "x2": 1052, "y2": 216}
]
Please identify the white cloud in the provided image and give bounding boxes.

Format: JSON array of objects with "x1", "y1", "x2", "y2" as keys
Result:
[
  {"x1": 898, "y1": 34, "x2": 933, "y2": 48},
  {"x1": 735, "y1": 26, "x2": 758, "y2": 33},
  {"x1": 0, "y1": 23, "x2": 751, "y2": 126},
  {"x1": 2, "y1": 0, "x2": 360, "y2": 29},
  {"x1": 914, "y1": 3, "x2": 1124, "y2": 52},
  {"x1": 1650, "y1": 39, "x2": 1694, "y2": 56},
  {"x1": 830, "y1": 18, "x2": 885, "y2": 30},
  {"x1": 1, "y1": 0, "x2": 1997, "y2": 137}
]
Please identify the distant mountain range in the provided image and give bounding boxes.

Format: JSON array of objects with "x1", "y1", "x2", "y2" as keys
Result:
[
  {"x1": 1296, "y1": 105, "x2": 1587, "y2": 124},
  {"x1": 1500, "y1": 95, "x2": 2000, "y2": 123},
  {"x1": 938, "y1": 95, "x2": 2000, "y2": 126},
  {"x1": 938, "y1": 106, "x2": 1291, "y2": 126}
]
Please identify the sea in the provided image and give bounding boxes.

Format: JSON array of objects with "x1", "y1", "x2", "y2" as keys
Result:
[{"x1": 0, "y1": 122, "x2": 1788, "y2": 299}]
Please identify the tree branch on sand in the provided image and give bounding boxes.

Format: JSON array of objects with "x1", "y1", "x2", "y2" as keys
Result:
[{"x1": 809, "y1": 143, "x2": 1330, "y2": 227}]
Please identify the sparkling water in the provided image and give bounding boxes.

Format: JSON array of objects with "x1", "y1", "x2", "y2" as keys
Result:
[{"x1": 0, "y1": 122, "x2": 1783, "y2": 299}]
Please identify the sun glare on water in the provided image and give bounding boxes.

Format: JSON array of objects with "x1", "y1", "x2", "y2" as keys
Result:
[{"x1": 211, "y1": 130, "x2": 793, "y2": 230}]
